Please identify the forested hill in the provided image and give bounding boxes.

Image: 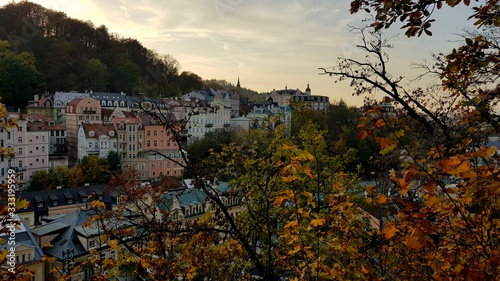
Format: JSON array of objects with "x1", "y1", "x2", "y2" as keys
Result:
[{"x1": 0, "y1": 1, "x2": 206, "y2": 109}]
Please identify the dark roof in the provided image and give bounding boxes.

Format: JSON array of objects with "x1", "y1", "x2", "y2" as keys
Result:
[
  {"x1": 0, "y1": 217, "x2": 44, "y2": 264},
  {"x1": 32, "y1": 209, "x2": 134, "y2": 260},
  {"x1": 17, "y1": 185, "x2": 111, "y2": 226}
]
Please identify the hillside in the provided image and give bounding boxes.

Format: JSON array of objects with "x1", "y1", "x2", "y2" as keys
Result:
[{"x1": 0, "y1": 2, "x2": 210, "y2": 108}]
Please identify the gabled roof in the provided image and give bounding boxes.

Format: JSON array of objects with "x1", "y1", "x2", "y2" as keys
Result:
[
  {"x1": 33, "y1": 210, "x2": 94, "y2": 259},
  {"x1": 80, "y1": 123, "x2": 117, "y2": 138}
]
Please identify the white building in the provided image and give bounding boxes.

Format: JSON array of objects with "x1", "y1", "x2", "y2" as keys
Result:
[{"x1": 77, "y1": 123, "x2": 117, "y2": 160}]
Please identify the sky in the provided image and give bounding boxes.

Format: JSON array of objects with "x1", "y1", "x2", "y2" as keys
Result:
[{"x1": 1, "y1": 0, "x2": 478, "y2": 106}]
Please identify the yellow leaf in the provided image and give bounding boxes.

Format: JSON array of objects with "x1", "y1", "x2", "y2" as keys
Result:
[
  {"x1": 90, "y1": 200, "x2": 106, "y2": 209},
  {"x1": 284, "y1": 220, "x2": 298, "y2": 229},
  {"x1": 309, "y1": 218, "x2": 325, "y2": 227},
  {"x1": 394, "y1": 129, "x2": 405, "y2": 138},
  {"x1": 382, "y1": 222, "x2": 398, "y2": 239},
  {"x1": 288, "y1": 244, "x2": 301, "y2": 255},
  {"x1": 376, "y1": 194, "x2": 389, "y2": 205},
  {"x1": 0, "y1": 248, "x2": 7, "y2": 262},
  {"x1": 380, "y1": 143, "x2": 397, "y2": 155},
  {"x1": 16, "y1": 199, "x2": 30, "y2": 210},
  {"x1": 109, "y1": 239, "x2": 119, "y2": 249}
]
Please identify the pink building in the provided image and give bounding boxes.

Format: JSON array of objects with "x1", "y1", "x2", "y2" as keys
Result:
[
  {"x1": 141, "y1": 115, "x2": 184, "y2": 178},
  {"x1": 10, "y1": 114, "x2": 49, "y2": 189},
  {"x1": 65, "y1": 97, "x2": 102, "y2": 163}
]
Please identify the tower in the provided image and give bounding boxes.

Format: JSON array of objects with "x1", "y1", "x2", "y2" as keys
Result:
[{"x1": 305, "y1": 82, "x2": 311, "y2": 95}]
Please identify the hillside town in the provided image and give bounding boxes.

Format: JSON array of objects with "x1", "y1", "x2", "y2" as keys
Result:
[
  {"x1": 1, "y1": 82, "x2": 335, "y2": 281},
  {"x1": 1, "y1": 0, "x2": 499, "y2": 280}
]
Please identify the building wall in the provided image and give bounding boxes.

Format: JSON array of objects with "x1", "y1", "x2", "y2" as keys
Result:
[{"x1": 65, "y1": 98, "x2": 102, "y2": 162}]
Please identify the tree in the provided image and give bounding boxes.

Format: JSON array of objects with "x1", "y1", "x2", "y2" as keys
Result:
[
  {"x1": 317, "y1": 1, "x2": 500, "y2": 280},
  {"x1": 28, "y1": 166, "x2": 70, "y2": 191},
  {"x1": 0, "y1": 40, "x2": 40, "y2": 109},
  {"x1": 79, "y1": 156, "x2": 111, "y2": 185},
  {"x1": 178, "y1": 71, "x2": 204, "y2": 94},
  {"x1": 81, "y1": 58, "x2": 109, "y2": 92},
  {"x1": 107, "y1": 150, "x2": 121, "y2": 175}
]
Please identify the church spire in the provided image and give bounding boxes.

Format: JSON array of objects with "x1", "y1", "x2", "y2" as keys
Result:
[{"x1": 236, "y1": 77, "x2": 241, "y2": 94}]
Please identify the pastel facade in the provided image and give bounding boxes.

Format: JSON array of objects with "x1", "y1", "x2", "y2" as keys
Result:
[
  {"x1": 11, "y1": 116, "x2": 50, "y2": 189},
  {"x1": 0, "y1": 217, "x2": 45, "y2": 281},
  {"x1": 77, "y1": 123, "x2": 117, "y2": 160},
  {"x1": 65, "y1": 97, "x2": 102, "y2": 162}
]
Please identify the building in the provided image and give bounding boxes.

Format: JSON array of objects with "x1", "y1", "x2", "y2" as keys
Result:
[
  {"x1": 0, "y1": 215, "x2": 45, "y2": 281},
  {"x1": 266, "y1": 85, "x2": 302, "y2": 106},
  {"x1": 268, "y1": 83, "x2": 330, "y2": 112},
  {"x1": 10, "y1": 115, "x2": 50, "y2": 189},
  {"x1": 140, "y1": 114, "x2": 184, "y2": 179},
  {"x1": 30, "y1": 209, "x2": 124, "y2": 281},
  {"x1": 27, "y1": 94, "x2": 54, "y2": 119},
  {"x1": 0, "y1": 113, "x2": 15, "y2": 187},
  {"x1": 77, "y1": 123, "x2": 117, "y2": 160},
  {"x1": 90, "y1": 91, "x2": 134, "y2": 109},
  {"x1": 65, "y1": 97, "x2": 103, "y2": 163},
  {"x1": 53, "y1": 91, "x2": 91, "y2": 125},
  {"x1": 246, "y1": 102, "x2": 292, "y2": 131},
  {"x1": 157, "y1": 180, "x2": 243, "y2": 223},
  {"x1": 17, "y1": 185, "x2": 110, "y2": 228}
]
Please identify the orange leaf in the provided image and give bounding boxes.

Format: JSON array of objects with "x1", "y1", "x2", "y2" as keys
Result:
[
  {"x1": 403, "y1": 233, "x2": 422, "y2": 250},
  {"x1": 382, "y1": 222, "x2": 398, "y2": 239},
  {"x1": 375, "y1": 137, "x2": 393, "y2": 149},
  {"x1": 376, "y1": 194, "x2": 389, "y2": 205},
  {"x1": 374, "y1": 118, "x2": 386, "y2": 128}
]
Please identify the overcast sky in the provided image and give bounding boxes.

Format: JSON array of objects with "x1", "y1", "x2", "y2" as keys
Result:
[{"x1": 1, "y1": 0, "x2": 476, "y2": 106}]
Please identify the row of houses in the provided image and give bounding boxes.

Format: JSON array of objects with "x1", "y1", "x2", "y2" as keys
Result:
[{"x1": 2, "y1": 180, "x2": 242, "y2": 281}]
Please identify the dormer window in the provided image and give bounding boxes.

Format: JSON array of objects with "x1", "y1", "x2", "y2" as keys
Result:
[
  {"x1": 64, "y1": 192, "x2": 74, "y2": 204},
  {"x1": 49, "y1": 194, "x2": 59, "y2": 206},
  {"x1": 89, "y1": 131, "x2": 95, "y2": 137},
  {"x1": 79, "y1": 191, "x2": 88, "y2": 202},
  {"x1": 109, "y1": 131, "x2": 115, "y2": 137}
]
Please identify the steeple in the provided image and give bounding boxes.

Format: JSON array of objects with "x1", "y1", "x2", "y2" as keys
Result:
[
  {"x1": 305, "y1": 82, "x2": 311, "y2": 95},
  {"x1": 236, "y1": 77, "x2": 241, "y2": 94}
]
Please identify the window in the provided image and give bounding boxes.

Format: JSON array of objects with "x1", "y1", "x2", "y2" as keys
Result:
[
  {"x1": 147, "y1": 131, "x2": 150, "y2": 136},
  {"x1": 153, "y1": 140, "x2": 157, "y2": 147},
  {"x1": 42, "y1": 146, "x2": 45, "y2": 153},
  {"x1": 89, "y1": 240, "x2": 95, "y2": 248},
  {"x1": 18, "y1": 137, "x2": 22, "y2": 143},
  {"x1": 153, "y1": 131, "x2": 157, "y2": 136},
  {"x1": 110, "y1": 250, "x2": 116, "y2": 260},
  {"x1": 147, "y1": 140, "x2": 150, "y2": 147},
  {"x1": 18, "y1": 160, "x2": 22, "y2": 167},
  {"x1": 18, "y1": 126, "x2": 22, "y2": 132},
  {"x1": 18, "y1": 148, "x2": 22, "y2": 155},
  {"x1": 7, "y1": 132, "x2": 10, "y2": 139}
]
